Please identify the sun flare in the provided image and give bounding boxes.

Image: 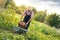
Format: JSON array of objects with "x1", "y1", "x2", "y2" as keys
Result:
[{"x1": 14, "y1": 0, "x2": 60, "y2": 14}]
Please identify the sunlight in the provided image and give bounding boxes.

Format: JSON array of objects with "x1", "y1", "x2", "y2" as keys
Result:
[
  {"x1": 14, "y1": 0, "x2": 29, "y2": 6},
  {"x1": 14, "y1": 0, "x2": 60, "y2": 14},
  {"x1": 14, "y1": 0, "x2": 49, "y2": 11}
]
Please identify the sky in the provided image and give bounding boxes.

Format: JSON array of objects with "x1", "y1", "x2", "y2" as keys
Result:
[{"x1": 14, "y1": 0, "x2": 60, "y2": 15}]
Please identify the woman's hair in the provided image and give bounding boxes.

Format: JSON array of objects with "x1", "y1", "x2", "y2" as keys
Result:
[{"x1": 26, "y1": 6, "x2": 32, "y2": 10}]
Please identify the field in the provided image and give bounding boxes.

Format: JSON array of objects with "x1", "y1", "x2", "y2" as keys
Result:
[{"x1": 0, "y1": 9, "x2": 60, "y2": 40}]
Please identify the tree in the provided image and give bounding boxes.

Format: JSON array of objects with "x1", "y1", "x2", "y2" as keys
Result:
[
  {"x1": 0, "y1": 0, "x2": 16, "y2": 8},
  {"x1": 5, "y1": 0, "x2": 16, "y2": 8},
  {"x1": 44, "y1": 13, "x2": 60, "y2": 28},
  {"x1": 4, "y1": 0, "x2": 22, "y2": 14},
  {"x1": 32, "y1": 7, "x2": 37, "y2": 14},
  {"x1": 19, "y1": 5, "x2": 26, "y2": 14},
  {"x1": 34, "y1": 10, "x2": 47, "y2": 22},
  {"x1": 0, "y1": 0, "x2": 7, "y2": 8}
]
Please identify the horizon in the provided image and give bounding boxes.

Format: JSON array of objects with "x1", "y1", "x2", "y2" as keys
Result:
[{"x1": 14, "y1": 0, "x2": 60, "y2": 15}]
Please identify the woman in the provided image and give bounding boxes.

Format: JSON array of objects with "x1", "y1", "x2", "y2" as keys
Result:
[{"x1": 20, "y1": 7, "x2": 34, "y2": 30}]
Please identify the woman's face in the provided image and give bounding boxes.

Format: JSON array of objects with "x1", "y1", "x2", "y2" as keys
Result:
[
  {"x1": 28, "y1": 9, "x2": 31, "y2": 12},
  {"x1": 27, "y1": 6, "x2": 32, "y2": 11}
]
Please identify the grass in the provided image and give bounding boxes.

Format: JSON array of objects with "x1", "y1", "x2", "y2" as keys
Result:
[
  {"x1": 0, "y1": 9, "x2": 60, "y2": 40},
  {"x1": 0, "y1": 21, "x2": 60, "y2": 40}
]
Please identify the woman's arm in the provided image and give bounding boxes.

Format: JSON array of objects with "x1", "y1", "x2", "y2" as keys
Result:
[{"x1": 20, "y1": 10, "x2": 26, "y2": 21}]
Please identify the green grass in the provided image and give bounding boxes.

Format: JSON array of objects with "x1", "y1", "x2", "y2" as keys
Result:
[
  {"x1": 57, "y1": 28, "x2": 60, "y2": 33},
  {"x1": 0, "y1": 9, "x2": 60, "y2": 40},
  {"x1": 0, "y1": 21, "x2": 60, "y2": 40},
  {"x1": 26, "y1": 21, "x2": 60, "y2": 40}
]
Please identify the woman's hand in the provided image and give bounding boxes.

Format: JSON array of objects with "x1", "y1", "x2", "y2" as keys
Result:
[
  {"x1": 25, "y1": 19, "x2": 31, "y2": 26},
  {"x1": 26, "y1": 22, "x2": 29, "y2": 26}
]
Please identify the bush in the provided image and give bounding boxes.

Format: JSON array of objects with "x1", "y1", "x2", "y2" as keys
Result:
[
  {"x1": 0, "y1": 31, "x2": 25, "y2": 40},
  {"x1": 0, "y1": 8, "x2": 20, "y2": 30},
  {"x1": 44, "y1": 13, "x2": 60, "y2": 28},
  {"x1": 34, "y1": 11, "x2": 47, "y2": 22}
]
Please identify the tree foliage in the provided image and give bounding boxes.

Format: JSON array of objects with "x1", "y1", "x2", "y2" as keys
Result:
[
  {"x1": 5, "y1": 0, "x2": 15, "y2": 8},
  {"x1": 34, "y1": 10, "x2": 47, "y2": 22},
  {"x1": 32, "y1": 7, "x2": 37, "y2": 14},
  {"x1": 0, "y1": 0, "x2": 7, "y2": 8},
  {"x1": 44, "y1": 13, "x2": 60, "y2": 28}
]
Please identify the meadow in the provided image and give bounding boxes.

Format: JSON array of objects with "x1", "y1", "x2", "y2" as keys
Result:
[{"x1": 0, "y1": 9, "x2": 60, "y2": 40}]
